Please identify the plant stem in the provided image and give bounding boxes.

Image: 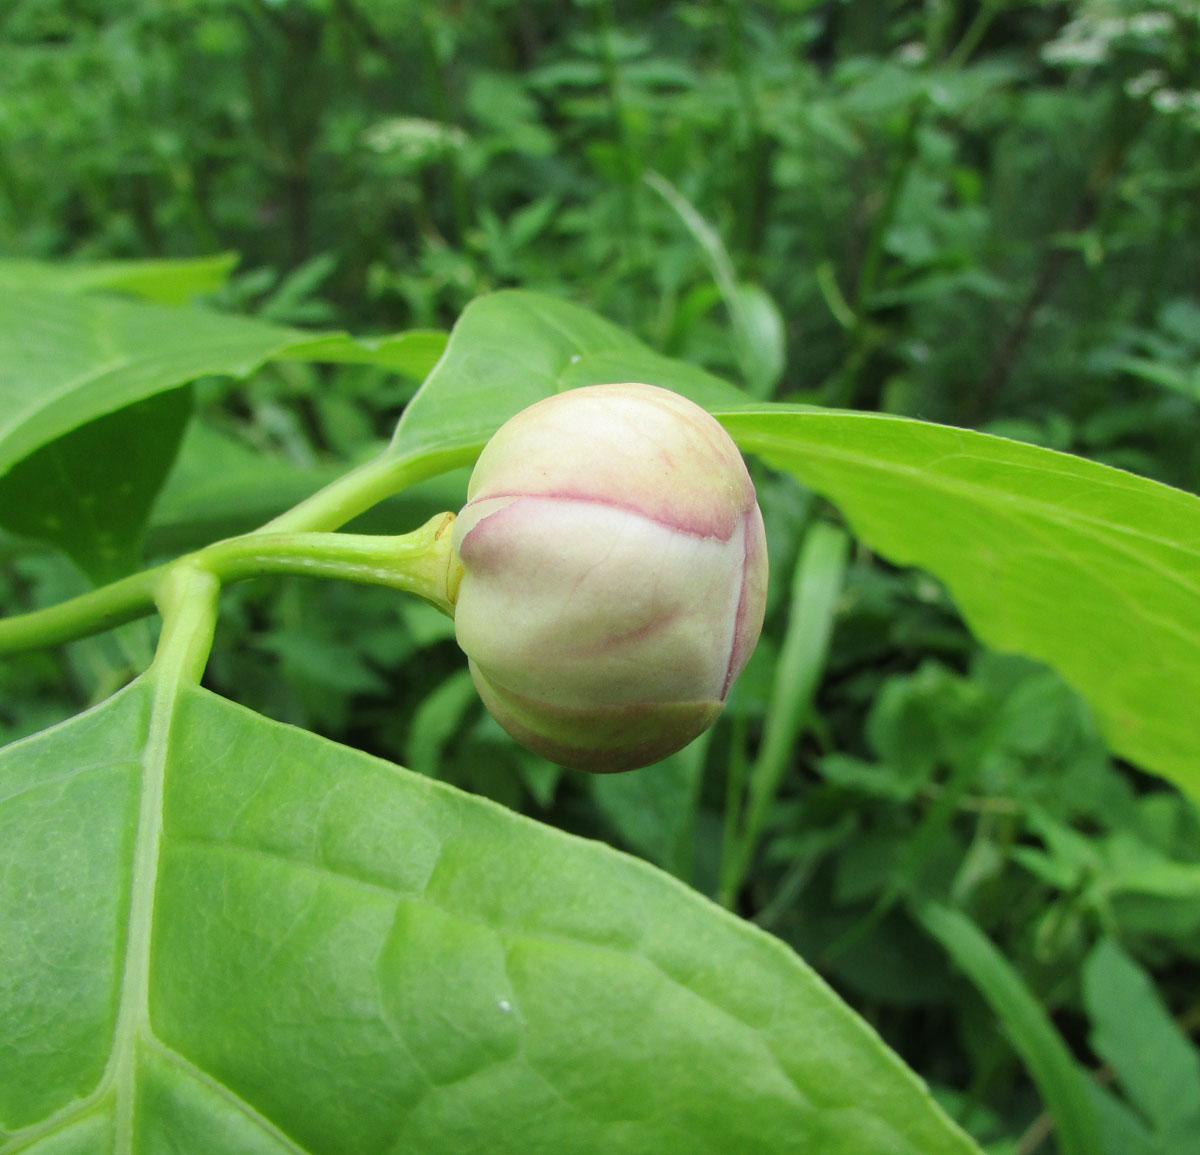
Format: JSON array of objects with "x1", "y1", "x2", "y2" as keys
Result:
[
  {"x1": 0, "y1": 511, "x2": 463, "y2": 657},
  {"x1": 0, "y1": 565, "x2": 169, "y2": 657},
  {"x1": 594, "y1": 0, "x2": 642, "y2": 312},
  {"x1": 969, "y1": 92, "x2": 1147, "y2": 424},
  {"x1": 718, "y1": 710, "x2": 751, "y2": 908},
  {"x1": 262, "y1": 445, "x2": 476, "y2": 532},
  {"x1": 0, "y1": 436, "x2": 477, "y2": 658},
  {"x1": 197, "y1": 512, "x2": 463, "y2": 615},
  {"x1": 852, "y1": 97, "x2": 926, "y2": 318},
  {"x1": 946, "y1": 0, "x2": 1000, "y2": 70}
]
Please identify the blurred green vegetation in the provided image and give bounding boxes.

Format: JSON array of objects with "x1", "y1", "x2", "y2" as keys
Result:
[{"x1": 2, "y1": 1, "x2": 1199, "y2": 1152}]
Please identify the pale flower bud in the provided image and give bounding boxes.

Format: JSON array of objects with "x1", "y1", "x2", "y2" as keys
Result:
[{"x1": 451, "y1": 383, "x2": 768, "y2": 773}]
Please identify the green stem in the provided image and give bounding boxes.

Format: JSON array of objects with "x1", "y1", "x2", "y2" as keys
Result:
[
  {"x1": 0, "y1": 512, "x2": 463, "y2": 657},
  {"x1": 0, "y1": 565, "x2": 169, "y2": 657},
  {"x1": 196, "y1": 512, "x2": 463, "y2": 615},
  {"x1": 946, "y1": 0, "x2": 1001, "y2": 70},
  {"x1": 718, "y1": 710, "x2": 751, "y2": 908},
  {"x1": 852, "y1": 96, "x2": 926, "y2": 318},
  {"x1": 0, "y1": 439, "x2": 479, "y2": 659},
  {"x1": 826, "y1": 96, "x2": 926, "y2": 408},
  {"x1": 262, "y1": 445, "x2": 477, "y2": 533},
  {"x1": 594, "y1": 0, "x2": 642, "y2": 309}
]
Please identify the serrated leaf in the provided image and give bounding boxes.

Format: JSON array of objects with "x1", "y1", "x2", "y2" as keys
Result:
[{"x1": 0, "y1": 685, "x2": 982, "y2": 1154}]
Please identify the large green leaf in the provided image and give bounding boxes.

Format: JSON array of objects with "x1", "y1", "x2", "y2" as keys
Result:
[
  {"x1": 0, "y1": 684, "x2": 980, "y2": 1154},
  {"x1": 388, "y1": 290, "x2": 1200, "y2": 802},
  {"x1": 0, "y1": 287, "x2": 445, "y2": 481},
  {"x1": 719, "y1": 410, "x2": 1200, "y2": 804},
  {"x1": 0, "y1": 282, "x2": 446, "y2": 579}
]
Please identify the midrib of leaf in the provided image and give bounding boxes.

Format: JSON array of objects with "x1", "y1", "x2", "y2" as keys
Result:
[{"x1": 108, "y1": 567, "x2": 221, "y2": 1153}]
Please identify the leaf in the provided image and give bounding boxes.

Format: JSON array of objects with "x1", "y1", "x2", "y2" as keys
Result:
[
  {"x1": 146, "y1": 422, "x2": 349, "y2": 554},
  {"x1": 405, "y1": 668, "x2": 478, "y2": 775},
  {"x1": 719, "y1": 409, "x2": 1200, "y2": 804},
  {"x1": 1087, "y1": 1082, "x2": 1160, "y2": 1155},
  {"x1": 0, "y1": 389, "x2": 192, "y2": 583},
  {"x1": 0, "y1": 287, "x2": 445, "y2": 481},
  {"x1": 731, "y1": 282, "x2": 787, "y2": 396},
  {"x1": 1102, "y1": 831, "x2": 1200, "y2": 902},
  {"x1": 388, "y1": 290, "x2": 751, "y2": 462},
  {"x1": 1082, "y1": 939, "x2": 1200, "y2": 1138},
  {"x1": 0, "y1": 685, "x2": 983, "y2": 1154},
  {"x1": 729, "y1": 520, "x2": 849, "y2": 899},
  {"x1": 589, "y1": 742, "x2": 706, "y2": 877},
  {"x1": 917, "y1": 903, "x2": 1103, "y2": 1155},
  {"x1": 0, "y1": 254, "x2": 241, "y2": 304},
  {"x1": 644, "y1": 172, "x2": 785, "y2": 396}
]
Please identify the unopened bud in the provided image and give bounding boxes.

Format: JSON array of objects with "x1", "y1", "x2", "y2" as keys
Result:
[{"x1": 451, "y1": 383, "x2": 768, "y2": 772}]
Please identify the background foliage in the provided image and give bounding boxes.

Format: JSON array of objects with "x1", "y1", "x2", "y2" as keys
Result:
[{"x1": 2, "y1": 1, "x2": 1199, "y2": 1152}]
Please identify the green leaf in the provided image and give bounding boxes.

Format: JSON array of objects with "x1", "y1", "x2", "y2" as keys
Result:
[
  {"x1": 0, "y1": 254, "x2": 241, "y2": 304},
  {"x1": 726, "y1": 520, "x2": 849, "y2": 902},
  {"x1": 719, "y1": 409, "x2": 1200, "y2": 803},
  {"x1": 388, "y1": 290, "x2": 749, "y2": 461},
  {"x1": 0, "y1": 685, "x2": 982, "y2": 1154},
  {"x1": 0, "y1": 287, "x2": 445, "y2": 481},
  {"x1": 0, "y1": 389, "x2": 192, "y2": 583},
  {"x1": 146, "y1": 422, "x2": 349, "y2": 554},
  {"x1": 1102, "y1": 831, "x2": 1200, "y2": 902},
  {"x1": 917, "y1": 903, "x2": 1103, "y2": 1155},
  {"x1": 1088, "y1": 1082, "x2": 1160, "y2": 1155},
  {"x1": 405, "y1": 668, "x2": 479, "y2": 775},
  {"x1": 729, "y1": 280, "x2": 787, "y2": 397},
  {"x1": 589, "y1": 741, "x2": 707, "y2": 878},
  {"x1": 1082, "y1": 939, "x2": 1200, "y2": 1138}
]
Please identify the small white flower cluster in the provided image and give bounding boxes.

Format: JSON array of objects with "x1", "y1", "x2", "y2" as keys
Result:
[
  {"x1": 1042, "y1": 0, "x2": 1178, "y2": 68},
  {"x1": 1125, "y1": 66, "x2": 1200, "y2": 122},
  {"x1": 362, "y1": 117, "x2": 469, "y2": 162},
  {"x1": 1042, "y1": 1, "x2": 1200, "y2": 127}
]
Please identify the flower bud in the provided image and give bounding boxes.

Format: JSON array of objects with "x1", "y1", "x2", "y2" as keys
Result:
[{"x1": 451, "y1": 383, "x2": 768, "y2": 773}]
